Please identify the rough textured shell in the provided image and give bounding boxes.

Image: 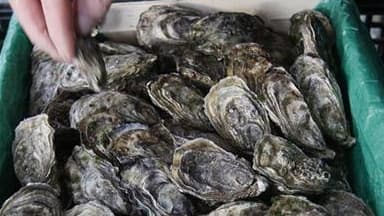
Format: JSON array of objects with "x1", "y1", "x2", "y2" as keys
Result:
[
  {"x1": 290, "y1": 54, "x2": 355, "y2": 147},
  {"x1": 190, "y1": 12, "x2": 264, "y2": 58},
  {"x1": 207, "y1": 201, "x2": 269, "y2": 216},
  {"x1": 0, "y1": 183, "x2": 62, "y2": 216},
  {"x1": 121, "y1": 157, "x2": 194, "y2": 216},
  {"x1": 204, "y1": 76, "x2": 270, "y2": 153},
  {"x1": 65, "y1": 145, "x2": 129, "y2": 215},
  {"x1": 318, "y1": 190, "x2": 374, "y2": 216},
  {"x1": 65, "y1": 201, "x2": 114, "y2": 216},
  {"x1": 171, "y1": 138, "x2": 268, "y2": 202},
  {"x1": 12, "y1": 114, "x2": 58, "y2": 189},
  {"x1": 137, "y1": 5, "x2": 201, "y2": 49},
  {"x1": 252, "y1": 134, "x2": 331, "y2": 194},
  {"x1": 99, "y1": 41, "x2": 148, "y2": 55},
  {"x1": 147, "y1": 74, "x2": 212, "y2": 130},
  {"x1": 262, "y1": 67, "x2": 334, "y2": 159},
  {"x1": 267, "y1": 195, "x2": 329, "y2": 216}
]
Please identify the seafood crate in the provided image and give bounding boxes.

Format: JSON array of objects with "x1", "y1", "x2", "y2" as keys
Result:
[{"x1": 0, "y1": 0, "x2": 383, "y2": 215}]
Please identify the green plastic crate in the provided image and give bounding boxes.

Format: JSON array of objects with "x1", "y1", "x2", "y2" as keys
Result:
[{"x1": 0, "y1": 0, "x2": 383, "y2": 214}]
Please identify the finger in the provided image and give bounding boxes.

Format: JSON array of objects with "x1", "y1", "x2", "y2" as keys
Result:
[
  {"x1": 41, "y1": 0, "x2": 76, "y2": 63},
  {"x1": 76, "y1": 0, "x2": 112, "y2": 35},
  {"x1": 10, "y1": 0, "x2": 60, "y2": 59}
]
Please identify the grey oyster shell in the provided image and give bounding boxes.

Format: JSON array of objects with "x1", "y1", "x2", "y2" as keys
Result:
[
  {"x1": 262, "y1": 67, "x2": 335, "y2": 159},
  {"x1": 0, "y1": 183, "x2": 62, "y2": 216},
  {"x1": 290, "y1": 10, "x2": 335, "y2": 65},
  {"x1": 65, "y1": 145, "x2": 129, "y2": 215},
  {"x1": 99, "y1": 41, "x2": 148, "y2": 55},
  {"x1": 171, "y1": 138, "x2": 268, "y2": 202},
  {"x1": 70, "y1": 91, "x2": 160, "y2": 129},
  {"x1": 318, "y1": 190, "x2": 374, "y2": 216},
  {"x1": 109, "y1": 123, "x2": 175, "y2": 165},
  {"x1": 290, "y1": 54, "x2": 355, "y2": 147},
  {"x1": 12, "y1": 114, "x2": 58, "y2": 190},
  {"x1": 121, "y1": 157, "x2": 194, "y2": 216},
  {"x1": 204, "y1": 76, "x2": 270, "y2": 153},
  {"x1": 267, "y1": 195, "x2": 329, "y2": 216},
  {"x1": 190, "y1": 12, "x2": 264, "y2": 58},
  {"x1": 137, "y1": 5, "x2": 201, "y2": 49},
  {"x1": 65, "y1": 201, "x2": 114, "y2": 216},
  {"x1": 252, "y1": 134, "x2": 331, "y2": 194},
  {"x1": 147, "y1": 74, "x2": 212, "y2": 130},
  {"x1": 207, "y1": 201, "x2": 269, "y2": 216}
]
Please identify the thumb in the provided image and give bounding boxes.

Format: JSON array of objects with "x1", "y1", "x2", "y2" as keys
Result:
[{"x1": 76, "y1": 0, "x2": 112, "y2": 35}]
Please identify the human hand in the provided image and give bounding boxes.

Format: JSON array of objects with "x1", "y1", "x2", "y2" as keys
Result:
[{"x1": 10, "y1": 0, "x2": 112, "y2": 62}]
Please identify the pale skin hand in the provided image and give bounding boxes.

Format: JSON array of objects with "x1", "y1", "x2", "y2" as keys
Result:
[{"x1": 10, "y1": 0, "x2": 112, "y2": 63}]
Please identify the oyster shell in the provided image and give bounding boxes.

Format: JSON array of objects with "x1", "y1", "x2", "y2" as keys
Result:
[
  {"x1": 99, "y1": 41, "x2": 148, "y2": 55},
  {"x1": 147, "y1": 74, "x2": 212, "y2": 130},
  {"x1": 121, "y1": 157, "x2": 194, "y2": 216},
  {"x1": 0, "y1": 183, "x2": 62, "y2": 216},
  {"x1": 204, "y1": 76, "x2": 270, "y2": 153},
  {"x1": 207, "y1": 201, "x2": 269, "y2": 216},
  {"x1": 290, "y1": 54, "x2": 355, "y2": 147},
  {"x1": 190, "y1": 12, "x2": 264, "y2": 58},
  {"x1": 12, "y1": 114, "x2": 58, "y2": 190},
  {"x1": 137, "y1": 5, "x2": 201, "y2": 49},
  {"x1": 267, "y1": 195, "x2": 329, "y2": 216},
  {"x1": 318, "y1": 190, "x2": 374, "y2": 216},
  {"x1": 252, "y1": 134, "x2": 331, "y2": 194},
  {"x1": 262, "y1": 67, "x2": 334, "y2": 159},
  {"x1": 65, "y1": 145, "x2": 129, "y2": 215},
  {"x1": 171, "y1": 138, "x2": 268, "y2": 202},
  {"x1": 65, "y1": 201, "x2": 114, "y2": 216}
]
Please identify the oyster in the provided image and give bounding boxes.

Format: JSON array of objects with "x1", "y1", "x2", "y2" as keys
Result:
[
  {"x1": 204, "y1": 76, "x2": 270, "y2": 153},
  {"x1": 290, "y1": 54, "x2": 355, "y2": 147},
  {"x1": 137, "y1": 5, "x2": 201, "y2": 49},
  {"x1": 190, "y1": 12, "x2": 264, "y2": 58},
  {"x1": 147, "y1": 74, "x2": 212, "y2": 130},
  {"x1": 65, "y1": 145, "x2": 129, "y2": 215},
  {"x1": 12, "y1": 114, "x2": 58, "y2": 190},
  {"x1": 65, "y1": 201, "x2": 114, "y2": 216},
  {"x1": 0, "y1": 183, "x2": 62, "y2": 216},
  {"x1": 207, "y1": 201, "x2": 269, "y2": 216},
  {"x1": 252, "y1": 134, "x2": 331, "y2": 194},
  {"x1": 267, "y1": 195, "x2": 329, "y2": 216},
  {"x1": 262, "y1": 67, "x2": 334, "y2": 159},
  {"x1": 171, "y1": 138, "x2": 268, "y2": 202},
  {"x1": 318, "y1": 190, "x2": 374, "y2": 216},
  {"x1": 121, "y1": 157, "x2": 194, "y2": 216}
]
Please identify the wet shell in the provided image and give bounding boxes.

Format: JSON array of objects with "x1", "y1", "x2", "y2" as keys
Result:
[
  {"x1": 290, "y1": 54, "x2": 355, "y2": 147},
  {"x1": 190, "y1": 12, "x2": 264, "y2": 58},
  {"x1": 204, "y1": 76, "x2": 270, "y2": 153},
  {"x1": 207, "y1": 201, "x2": 269, "y2": 216},
  {"x1": 65, "y1": 145, "x2": 129, "y2": 215},
  {"x1": 318, "y1": 190, "x2": 374, "y2": 216},
  {"x1": 0, "y1": 183, "x2": 62, "y2": 216},
  {"x1": 262, "y1": 67, "x2": 335, "y2": 159},
  {"x1": 252, "y1": 134, "x2": 331, "y2": 194},
  {"x1": 137, "y1": 5, "x2": 201, "y2": 49},
  {"x1": 147, "y1": 74, "x2": 212, "y2": 130},
  {"x1": 171, "y1": 138, "x2": 268, "y2": 202},
  {"x1": 65, "y1": 201, "x2": 114, "y2": 216},
  {"x1": 12, "y1": 114, "x2": 58, "y2": 190},
  {"x1": 267, "y1": 195, "x2": 329, "y2": 216},
  {"x1": 121, "y1": 157, "x2": 194, "y2": 216}
]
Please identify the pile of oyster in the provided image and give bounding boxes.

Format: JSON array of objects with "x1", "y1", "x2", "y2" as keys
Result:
[{"x1": 0, "y1": 5, "x2": 374, "y2": 216}]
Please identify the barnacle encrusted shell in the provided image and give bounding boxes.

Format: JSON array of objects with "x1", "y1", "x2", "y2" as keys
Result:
[
  {"x1": 207, "y1": 201, "x2": 269, "y2": 216},
  {"x1": 290, "y1": 54, "x2": 355, "y2": 147},
  {"x1": 262, "y1": 67, "x2": 334, "y2": 159},
  {"x1": 0, "y1": 183, "x2": 62, "y2": 216},
  {"x1": 65, "y1": 201, "x2": 114, "y2": 216},
  {"x1": 204, "y1": 76, "x2": 270, "y2": 153},
  {"x1": 147, "y1": 74, "x2": 212, "y2": 130},
  {"x1": 171, "y1": 138, "x2": 268, "y2": 202},
  {"x1": 12, "y1": 114, "x2": 58, "y2": 189},
  {"x1": 267, "y1": 195, "x2": 329, "y2": 216},
  {"x1": 252, "y1": 134, "x2": 331, "y2": 194}
]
